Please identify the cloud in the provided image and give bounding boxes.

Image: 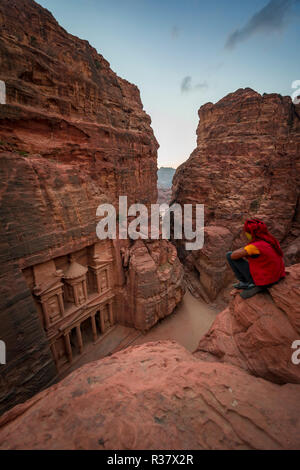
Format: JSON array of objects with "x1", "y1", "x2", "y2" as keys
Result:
[
  {"x1": 181, "y1": 76, "x2": 192, "y2": 92},
  {"x1": 181, "y1": 76, "x2": 208, "y2": 93},
  {"x1": 171, "y1": 25, "x2": 180, "y2": 39},
  {"x1": 195, "y1": 81, "x2": 209, "y2": 90},
  {"x1": 225, "y1": 0, "x2": 296, "y2": 50}
]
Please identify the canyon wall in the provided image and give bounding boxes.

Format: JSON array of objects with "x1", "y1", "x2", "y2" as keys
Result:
[
  {"x1": 172, "y1": 88, "x2": 300, "y2": 302},
  {"x1": 0, "y1": 0, "x2": 184, "y2": 416}
]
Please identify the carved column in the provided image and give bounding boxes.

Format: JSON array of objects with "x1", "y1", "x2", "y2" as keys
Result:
[
  {"x1": 96, "y1": 272, "x2": 101, "y2": 293},
  {"x1": 76, "y1": 325, "x2": 83, "y2": 354},
  {"x1": 41, "y1": 301, "x2": 50, "y2": 330},
  {"x1": 74, "y1": 286, "x2": 79, "y2": 306},
  {"x1": 83, "y1": 280, "x2": 88, "y2": 300},
  {"x1": 104, "y1": 268, "x2": 109, "y2": 291},
  {"x1": 91, "y1": 315, "x2": 97, "y2": 342},
  {"x1": 99, "y1": 309, "x2": 105, "y2": 334},
  {"x1": 58, "y1": 293, "x2": 65, "y2": 316},
  {"x1": 50, "y1": 343, "x2": 59, "y2": 368},
  {"x1": 64, "y1": 332, "x2": 72, "y2": 363},
  {"x1": 106, "y1": 266, "x2": 111, "y2": 289},
  {"x1": 108, "y1": 301, "x2": 114, "y2": 326}
]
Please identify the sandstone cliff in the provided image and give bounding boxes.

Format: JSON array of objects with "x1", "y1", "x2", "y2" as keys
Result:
[
  {"x1": 0, "y1": 0, "x2": 158, "y2": 204},
  {"x1": 172, "y1": 88, "x2": 300, "y2": 301},
  {"x1": 0, "y1": 0, "x2": 184, "y2": 416}
]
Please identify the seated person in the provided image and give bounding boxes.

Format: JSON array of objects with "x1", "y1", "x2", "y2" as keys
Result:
[{"x1": 226, "y1": 219, "x2": 286, "y2": 298}]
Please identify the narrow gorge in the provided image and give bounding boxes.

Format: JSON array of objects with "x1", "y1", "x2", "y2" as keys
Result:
[{"x1": 0, "y1": 0, "x2": 299, "y2": 451}]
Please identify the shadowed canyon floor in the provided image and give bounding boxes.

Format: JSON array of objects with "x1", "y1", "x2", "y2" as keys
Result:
[{"x1": 131, "y1": 292, "x2": 219, "y2": 351}]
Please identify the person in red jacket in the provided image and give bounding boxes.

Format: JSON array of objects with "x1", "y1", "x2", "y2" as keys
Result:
[{"x1": 226, "y1": 219, "x2": 286, "y2": 299}]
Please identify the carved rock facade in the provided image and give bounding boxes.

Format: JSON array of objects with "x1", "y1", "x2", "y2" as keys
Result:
[{"x1": 23, "y1": 242, "x2": 116, "y2": 373}]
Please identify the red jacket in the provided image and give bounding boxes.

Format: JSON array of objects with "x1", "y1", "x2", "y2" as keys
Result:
[{"x1": 247, "y1": 240, "x2": 286, "y2": 286}]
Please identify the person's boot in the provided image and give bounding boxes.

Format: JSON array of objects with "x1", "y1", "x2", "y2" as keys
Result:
[
  {"x1": 240, "y1": 286, "x2": 266, "y2": 299},
  {"x1": 233, "y1": 281, "x2": 250, "y2": 289}
]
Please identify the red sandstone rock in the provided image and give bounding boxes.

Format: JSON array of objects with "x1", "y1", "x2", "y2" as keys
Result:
[
  {"x1": 0, "y1": 0, "x2": 184, "y2": 416},
  {"x1": 0, "y1": 0, "x2": 158, "y2": 206},
  {"x1": 195, "y1": 264, "x2": 300, "y2": 384},
  {"x1": 120, "y1": 239, "x2": 185, "y2": 331},
  {"x1": 1, "y1": 1, "x2": 298, "y2": 449},
  {"x1": 0, "y1": 340, "x2": 299, "y2": 450},
  {"x1": 172, "y1": 88, "x2": 300, "y2": 301},
  {"x1": 183, "y1": 226, "x2": 234, "y2": 302}
]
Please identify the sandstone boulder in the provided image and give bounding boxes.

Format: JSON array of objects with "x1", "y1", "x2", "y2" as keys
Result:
[
  {"x1": 0, "y1": 340, "x2": 299, "y2": 450},
  {"x1": 195, "y1": 264, "x2": 300, "y2": 384}
]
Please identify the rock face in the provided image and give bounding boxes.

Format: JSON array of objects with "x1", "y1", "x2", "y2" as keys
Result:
[
  {"x1": 172, "y1": 88, "x2": 300, "y2": 301},
  {"x1": 119, "y1": 240, "x2": 184, "y2": 331},
  {"x1": 0, "y1": 340, "x2": 299, "y2": 450},
  {"x1": 195, "y1": 264, "x2": 300, "y2": 384},
  {"x1": 0, "y1": 0, "x2": 184, "y2": 416},
  {"x1": 0, "y1": 0, "x2": 158, "y2": 204}
]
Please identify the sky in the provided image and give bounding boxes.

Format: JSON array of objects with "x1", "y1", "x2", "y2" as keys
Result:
[{"x1": 37, "y1": 0, "x2": 300, "y2": 168}]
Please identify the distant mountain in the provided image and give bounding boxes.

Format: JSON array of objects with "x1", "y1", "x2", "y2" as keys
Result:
[{"x1": 157, "y1": 167, "x2": 176, "y2": 189}]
